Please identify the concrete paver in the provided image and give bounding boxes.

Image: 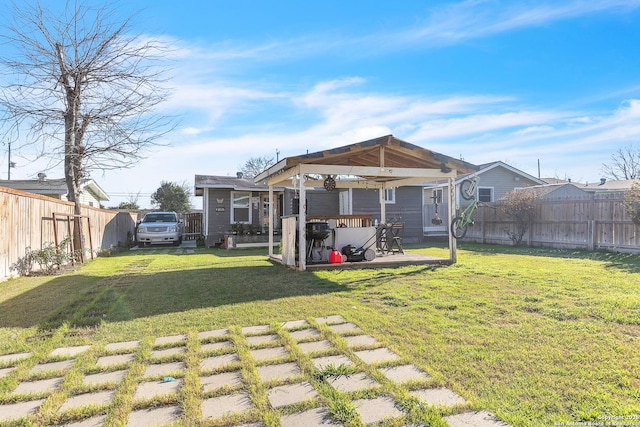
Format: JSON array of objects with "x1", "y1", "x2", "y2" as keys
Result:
[
  {"x1": 289, "y1": 328, "x2": 321, "y2": 341},
  {"x1": 354, "y1": 348, "x2": 400, "y2": 364},
  {"x1": 150, "y1": 346, "x2": 185, "y2": 359},
  {"x1": 250, "y1": 346, "x2": 288, "y2": 361},
  {"x1": 316, "y1": 315, "x2": 346, "y2": 324},
  {"x1": 96, "y1": 353, "x2": 135, "y2": 368},
  {"x1": 134, "y1": 378, "x2": 183, "y2": 400},
  {"x1": 58, "y1": 414, "x2": 106, "y2": 426},
  {"x1": 298, "y1": 340, "x2": 333, "y2": 354},
  {"x1": 257, "y1": 362, "x2": 301, "y2": 382},
  {"x1": 343, "y1": 335, "x2": 379, "y2": 348},
  {"x1": 312, "y1": 355, "x2": 353, "y2": 370},
  {"x1": 13, "y1": 377, "x2": 63, "y2": 395},
  {"x1": 0, "y1": 366, "x2": 16, "y2": 379},
  {"x1": 201, "y1": 341, "x2": 232, "y2": 352},
  {"x1": 246, "y1": 334, "x2": 279, "y2": 346},
  {"x1": 282, "y1": 319, "x2": 309, "y2": 329},
  {"x1": 326, "y1": 372, "x2": 378, "y2": 392},
  {"x1": 154, "y1": 334, "x2": 187, "y2": 346},
  {"x1": 127, "y1": 405, "x2": 181, "y2": 427},
  {"x1": 0, "y1": 399, "x2": 45, "y2": 422},
  {"x1": 201, "y1": 371, "x2": 243, "y2": 392},
  {"x1": 410, "y1": 388, "x2": 467, "y2": 407},
  {"x1": 30, "y1": 359, "x2": 75, "y2": 374},
  {"x1": 104, "y1": 340, "x2": 140, "y2": 352},
  {"x1": 201, "y1": 353, "x2": 239, "y2": 370},
  {"x1": 327, "y1": 323, "x2": 362, "y2": 334},
  {"x1": 198, "y1": 328, "x2": 229, "y2": 339},
  {"x1": 379, "y1": 364, "x2": 431, "y2": 383},
  {"x1": 83, "y1": 369, "x2": 128, "y2": 386},
  {"x1": 143, "y1": 361, "x2": 186, "y2": 378},
  {"x1": 353, "y1": 396, "x2": 404, "y2": 424},
  {"x1": 0, "y1": 351, "x2": 33, "y2": 364},
  {"x1": 50, "y1": 345, "x2": 91, "y2": 358},
  {"x1": 267, "y1": 382, "x2": 318, "y2": 408},
  {"x1": 201, "y1": 392, "x2": 254, "y2": 419},
  {"x1": 280, "y1": 407, "x2": 343, "y2": 427},
  {"x1": 59, "y1": 390, "x2": 115, "y2": 412},
  {"x1": 444, "y1": 410, "x2": 512, "y2": 427},
  {"x1": 242, "y1": 325, "x2": 270, "y2": 334}
]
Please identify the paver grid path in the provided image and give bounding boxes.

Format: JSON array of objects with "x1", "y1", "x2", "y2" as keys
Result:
[{"x1": 0, "y1": 315, "x2": 512, "y2": 426}]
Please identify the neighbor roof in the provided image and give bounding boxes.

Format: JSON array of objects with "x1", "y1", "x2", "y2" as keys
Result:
[
  {"x1": 194, "y1": 174, "x2": 269, "y2": 197},
  {"x1": 0, "y1": 178, "x2": 109, "y2": 201}
]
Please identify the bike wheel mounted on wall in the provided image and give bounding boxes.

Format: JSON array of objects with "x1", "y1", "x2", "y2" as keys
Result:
[
  {"x1": 460, "y1": 179, "x2": 476, "y2": 201},
  {"x1": 450, "y1": 216, "x2": 468, "y2": 239}
]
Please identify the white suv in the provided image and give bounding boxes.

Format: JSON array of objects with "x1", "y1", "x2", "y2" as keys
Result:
[{"x1": 136, "y1": 211, "x2": 184, "y2": 247}]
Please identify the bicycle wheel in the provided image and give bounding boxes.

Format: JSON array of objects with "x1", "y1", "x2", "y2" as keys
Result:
[
  {"x1": 460, "y1": 179, "x2": 476, "y2": 201},
  {"x1": 450, "y1": 216, "x2": 468, "y2": 239}
]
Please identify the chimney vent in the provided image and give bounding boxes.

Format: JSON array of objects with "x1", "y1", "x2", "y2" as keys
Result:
[
  {"x1": 600, "y1": 178, "x2": 606, "y2": 185},
  {"x1": 37, "y1": 172, "x2": 47, "y2": 181},
  {"x1": 236, "y1": 172, "x2": 243, "y2": 179}
]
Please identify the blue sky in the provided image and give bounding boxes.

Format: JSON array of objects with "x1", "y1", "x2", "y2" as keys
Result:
[{"x1": 2, "y1": 0, "x2": 640, "y2": 208}]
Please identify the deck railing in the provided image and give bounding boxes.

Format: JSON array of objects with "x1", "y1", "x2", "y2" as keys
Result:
[{"x1": 306, "y1": 214, "x2": 373, "y2": 228}]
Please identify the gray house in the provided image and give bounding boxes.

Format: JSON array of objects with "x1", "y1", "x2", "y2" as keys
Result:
[{"x1": 0, "y1": 176, "x2": 109, "y2": 207}]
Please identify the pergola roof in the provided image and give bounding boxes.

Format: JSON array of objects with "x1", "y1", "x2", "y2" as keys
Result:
[{"x1": 255, "y1": 134, "x2": 478, "y2": 188}]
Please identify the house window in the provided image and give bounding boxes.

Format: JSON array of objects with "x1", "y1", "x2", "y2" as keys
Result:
[
  {"x1": 231, "y1": 191, "x2": 251, "y2": 223},
  {"x1": 432, "y1": 189, "x2": 443, "y2": 204},
  {"x1": 384, "y1": 188, "x2": 396, "y2": 204},
  {"x1": 478, "y1": 187, "x2": 493, "y2": 202}
]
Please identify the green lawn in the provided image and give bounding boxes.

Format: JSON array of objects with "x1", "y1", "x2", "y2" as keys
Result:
[{"x1": 0, "y1": 244, "x2": 639, "y2": 426}]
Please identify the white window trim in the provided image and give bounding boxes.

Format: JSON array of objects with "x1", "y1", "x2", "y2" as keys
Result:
[
  {"x1": 384, "y1": 188, "x2": 396, "y2": 204},
  {"x1": 477, "y1": 186, "x2": 494, "y2": 202},
  {"x1": 231, "y1": 191, "x2": 252, "y2": 224}
]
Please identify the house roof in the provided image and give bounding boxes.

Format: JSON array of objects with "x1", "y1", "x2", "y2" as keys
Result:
[
  {"x1": 424, "y1": 160, "x2": 545, "y2": 187},
  {"x1": 0, "y1": 178, "x2": 109, "y2": 201},
  {"x1": 516, "y1": 182, "x2": 588, "y2": 198},
  {"x1": 194, "y1": 174, "x2": 269, "y2": 196},
  {"x1": 255, "y1": 134, "x2": 478, "y2": 189},
  {"x1": 581, "y1": 179, "x2": 636, "y2": 192}
]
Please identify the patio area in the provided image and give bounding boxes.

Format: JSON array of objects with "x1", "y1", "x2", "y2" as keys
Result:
[{"x1": 269, "y1": 251, "x2": 452, "y2": 270}]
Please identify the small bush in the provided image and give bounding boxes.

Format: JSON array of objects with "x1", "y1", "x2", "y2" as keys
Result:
[
  {"x1": 623, "y1": 180, "x2": 640, "y2": 225},
  {"x1": 500, "y1": 190, "x2": 540, "y2": 246},
  {"x1": 10, "y1": 237, "x2": 72, "y2": 276}
]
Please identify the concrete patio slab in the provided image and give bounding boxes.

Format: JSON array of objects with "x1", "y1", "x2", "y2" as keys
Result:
[
  {"x1": 289, "y1": 328, "x2": 321, "y2": 341},
  {"x1": 379, "y1": 364, "x2": 431, "y2": 383},
  {"x1": 326, "y1": 372, "x2": 379, "y2": 392},
  {"x1": 353, "y1": 396, "x2": 404, "y2": 425},
  {"x1": 267, "y1": 382, "x2": 318, "y2": 408},
  {"x1": 298, "y1": 340, "x2": 333, "y2": 354},
  {"x1": 201, "y1": 371, "x2": 243, "y2": 392},
  {"x1": 354, "y1": 348, "x2": 400, "y2": 364},
  {"x1": 0, "y1": 351, "x2": 33, "y2": 364},
  {"x1": 280, "y1": 407, "x2": 343, "y2": 427},
  {"x1": 150, "y1": 346, "x2": 185, "y2": 359},
  {"x1": 201, "y1": 341, "x2": 232, "y2": 352},
  {"x1": 143, "y1": 361, "x2": 186, "y2": 378},
  {"x1": 250, "y1": 346, "x2": 288, "y2": 361},
  {"x1": 257, "y1": 362, "x2": 301, "y2": 382},
  {"x1": 127, "y1": 405, "x2": 181, "y2": 427},
  {"x1": 0, "y1": 398, "x2": 45, "y2": 422},
  {"x1": 0, "y1": 366, "x2": 16, "y2": 379},
  {"x1": 83, "y1": 369, "x2": 128, "y2": 386},
  {"x1": 242, "y1": 325, "x2": 271, "y2": 334},
  {"x1": 312, "y1": 355, "x2": 353, "y2": 370},
  {"x1": 96, "y1": 353, "x2": 135, "y2": 368},
  {"x1": 13, "y1": 377, "x2": 63, "y2": 395},
  {"x1": 316, "y1": 315, "x2": 346, "y2": 324},
  {"x1": 327, "y1": 323, "x2": 362, "y2": 334},
  {"x1": 58, "y1": 414, "x2": 106, "y2": 426},
  {"x1": 198, "y1": 328, "x2": 229, "y2": 339},
  {"x1": 154, "y1": 334, "x2": 187, "y2": 346},
  {"x1": 104, "y1": 340, "x2": 140, "y2": 352},
  {"x1": 343, "y1": 335, "x2": 379, "y2": 348},
  {"x1": 134, "y1": 378, "x2": 183, "y2": 400},
  {"x1": 30, "y1": 359, "x2": 75, "y2": 374},
  {"x1": 201, "y1": 392, "x2": 254, "y2": 419},
  {"x1": 201, "y1": 353, "x2": 239, "y2": 371},
  {"x1": 282, "y1": 320, "x2": 309, "y2": 329},
  {"x1": 246, "y1": 334, "x2": 279, "y2": 346},
  {"x1": 50, "y1": 345, "x2": 91, "y2": 358},
  {"x1": 444, "y1": 410, "x2": 512, "y2": 427},
  {"x1": 59, "y1": 390, "x2": 115, "y2": 412},
  {"x1": 410, "y1": 388, "x2": 467, "y2": 407}
]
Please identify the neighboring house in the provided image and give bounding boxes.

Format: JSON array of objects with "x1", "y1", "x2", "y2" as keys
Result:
[
  {"x1": 517, "y1": 182, "x2": 590, "y2": 199},
  {"x1": 581, "y1": 178, "x2": 636, "y2": 194},
  {"x1": 423, "y1": 161, "x2": 545, "y2": 236},
  {"x1": 0, "y1": 176, "x2": 109, "y2": 207}
]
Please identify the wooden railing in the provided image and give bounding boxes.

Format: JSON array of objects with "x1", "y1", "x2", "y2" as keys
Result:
[{"x1": 306, "y1": 215, "x2": 373, "y2": 228}]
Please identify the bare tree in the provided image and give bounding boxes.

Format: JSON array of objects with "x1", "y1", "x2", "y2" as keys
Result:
[
  {"x1": 239, "y1": 156, "x2": 275, "y2": 179},
  {"x1": 601, "y1": 145, "x2": 640, "y2": 180},
  {"x1": 0, "y1": 1, "x2": 172, "y2": 255}
]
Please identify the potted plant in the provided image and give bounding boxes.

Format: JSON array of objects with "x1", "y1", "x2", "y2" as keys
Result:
[{"x1": 231, "y1": 222, "x2": 244, "y2": 235}]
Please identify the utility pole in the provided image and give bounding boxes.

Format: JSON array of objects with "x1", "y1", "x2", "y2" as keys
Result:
[{"x1": 5, "y1": 141, "x2": 16, "y2": 180}]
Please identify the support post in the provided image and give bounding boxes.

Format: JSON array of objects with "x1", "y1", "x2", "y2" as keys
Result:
[
  {"x1": 268, "y1": 185, "x2": 274, "y2": 257},
  {"x1": 448, "y1": 176, "x2": 457, "y2": 263}
]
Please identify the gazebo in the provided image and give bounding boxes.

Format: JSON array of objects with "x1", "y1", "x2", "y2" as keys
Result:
[{"x1": 255, "y1": 135, "x2": 477, "y2": 270}]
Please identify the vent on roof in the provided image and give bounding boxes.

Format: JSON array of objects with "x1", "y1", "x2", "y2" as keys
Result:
[
  {"x1": 236, "y1": 172, "x2": 243, "y2": 179},
  {"x1": 37, "y1": 172, "x2": 47, "y2": 181},
  {"x1": 600, "y1": 178, "x2": 606, "y2": 185}
]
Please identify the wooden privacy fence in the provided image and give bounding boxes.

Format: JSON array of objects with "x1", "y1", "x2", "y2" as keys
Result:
[
  {"x1": 1, "y1": 186, "x2": 137, "y2": 281},
  {"x1": 461, "y1": 193, "x2": 640, "y2": 253}
]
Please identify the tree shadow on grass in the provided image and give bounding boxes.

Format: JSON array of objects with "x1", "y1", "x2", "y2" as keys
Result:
[{"x1": 0, "y1": 263, "x2": 350, "y2": 330}]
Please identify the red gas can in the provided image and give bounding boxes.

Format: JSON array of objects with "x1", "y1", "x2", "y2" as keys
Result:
[{"x1": 329, "y1": 249, "x2": 342, "y2": 264}]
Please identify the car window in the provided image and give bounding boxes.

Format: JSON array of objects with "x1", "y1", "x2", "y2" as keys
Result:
[{"x1": 143, "y1": 214, "x2": 177, "y2": 223}]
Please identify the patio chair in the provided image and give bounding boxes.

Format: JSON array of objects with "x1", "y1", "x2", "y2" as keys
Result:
[{"x1": 389, "y1": 223, "x2": 404, "y2": 254}]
